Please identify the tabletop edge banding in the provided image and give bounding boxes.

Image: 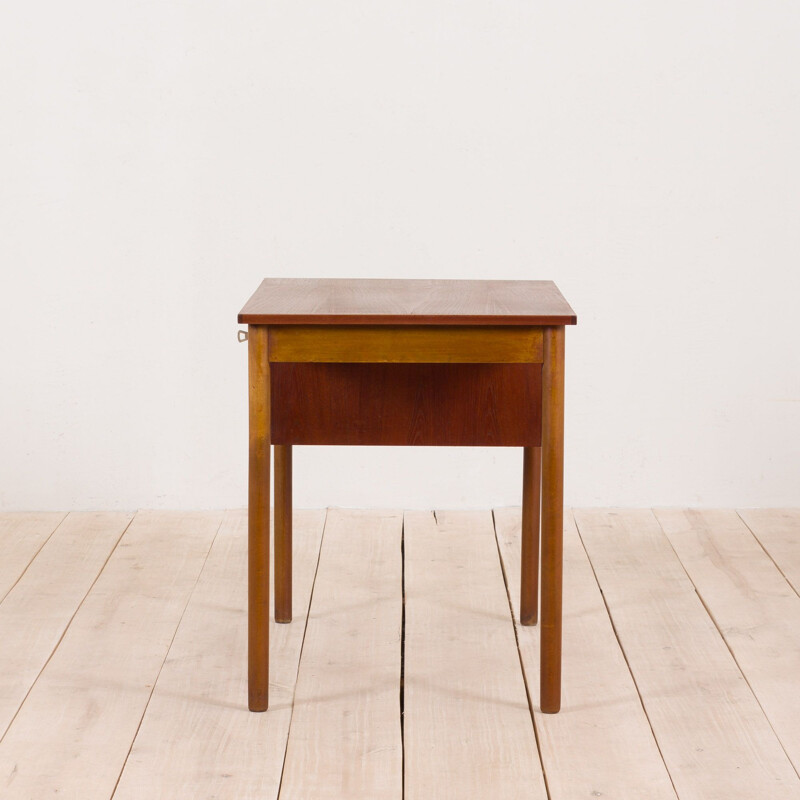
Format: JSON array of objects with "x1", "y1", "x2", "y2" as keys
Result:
[
  {"x1": 238, "y1": 278, "x2": 577, "y2": 326},
  {"x1": 238, "y1": 314, "x2": 577, "y2": 326}
]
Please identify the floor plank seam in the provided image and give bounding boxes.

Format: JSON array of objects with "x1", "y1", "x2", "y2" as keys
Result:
[
  {"x1": 0, "y1": 512, "x2": 67, "y2": 606},
  {"x1": 572, "y1": 512, "x2": 680, "y2": 799},
  {"x1": 694, "y1": 585, "x2": 800, "y2": 782},
  {"x1": 276, "y1": 507, "x2": 330, "y2": 800},
  {"x1": 0, "y1": 512, "x2": 134, "y2": 746},
  {"x1": 490, "y1": 508, "x2": 551, "y2": 800},
  {"x1": 400, "y1": 512, "x2": 406, "y2": 800},
  {"x1": 736, "y1": 510, "x2": 800, "y2": 599},
  {"x1": 108, "y1": 511, "x2": 225, "y2": 800},
  {"x1": 9, "y1": 507, "x2": 796, "y2": 797},
  {"x1": 653, "y1": 513, "x2": 800, "y2": 782}
]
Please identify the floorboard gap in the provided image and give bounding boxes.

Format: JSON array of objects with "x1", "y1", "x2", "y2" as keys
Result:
[
  {"x1": 654, "y1": 513, "x2": 800, "y2": 782},
  {"x1": 0, "y1": 513, "x2": 67, "y2": 606},
  {"x1": 276, "y1": 507, "x2": 330, "y2": 800},
  {"x1": 491, "y1": 508, "x2": 551, "y2": 800},
  {"x1": 0, "y1": 513, "x2": 134, "y2": 746},
  {"x1": 400, "y1": 512, "x2": 406, "y2": 800},
  {"x1": 109, "y1": 512, "x2": 224, "y2": 800},
  {"x1": 736, "y1": 511, "x2": 800, "y2": 600},
  {"x1": 573, "y1": 512, "x2": 679, "y2": 799}
]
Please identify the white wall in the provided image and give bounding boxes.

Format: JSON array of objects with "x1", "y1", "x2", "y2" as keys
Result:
[{"x1": 1, "y1": 1, "x2": 798, "y2": 511}]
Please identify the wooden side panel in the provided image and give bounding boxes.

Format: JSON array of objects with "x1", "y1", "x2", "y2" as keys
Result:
[
  {"x1": 271, "y1": 362, "x2": 541, "y2": 447},
  {"x1": 269, "y1": 325, "x2": 543, "y2": 363}
]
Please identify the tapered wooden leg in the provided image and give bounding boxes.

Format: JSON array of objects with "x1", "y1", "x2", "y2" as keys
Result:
[
  {"x1": 274, "y1": 444, "x2": 292, "y2": 623},
  {"x1": 540, "y1": 326, "x2": 565, "y2": 713},
  {"x1": 521, "y1": 445, "x2": 542, "y2": 626},
  {"x1": 248, "y1": 325, "x2": 270, "y2": 711}
]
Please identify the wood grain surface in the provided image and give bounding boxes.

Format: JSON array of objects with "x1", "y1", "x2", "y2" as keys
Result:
[
  {"x1": 520, "y1": 446, "x2": 541, "y2": 625},
  {"x1": 239, "y1": 278, "x2": 577, "y2": 326},
  {"x1": 0, "y1": 511, "x2": 222, "y2": 800},
  {"x1": 575, "y1": 509, "x2": 800, "y2": 800},
  {"x1": 270, "y1": 362, "x2": 542, "y2": 447},
  {"x1": 248, "y1": 324, "x2": 271, "y2": 710},
  {"x1": 0, "y1": 512, "x2": 65, "y2": 601},
  {"x1": 0, "y1": 513, "x2": 131, "y2": 740},
  {"x1": 1, "y1": 508, "x2": 798, "y2": 799},
  {"x1": 274, "y1": 444, "x2": 293, "y2": 623},
  {"x1": 494, "y1": 508, "x2": 677, "y2": 800},
  {"x1": 112, "y1": 510, "x2": 326, "y2": 800},
  {"x1": 738, "y1": 509, "x2": 800, "y2": 595},
  {"x1": 268, "y1": 325, "x2": 544, "y2": 363},
  {"x1": 655, "y1": 508, "x2": 800, "y2": 773},
  {"x1": 540, "y1": 325, "x2": 565, "y2": 712},
  {"x1": 278, "y1": 509, "x2": 403, "y2": 800},
  {"x1": 403, "y1": 510, "x2": 547, "y2": 800}
]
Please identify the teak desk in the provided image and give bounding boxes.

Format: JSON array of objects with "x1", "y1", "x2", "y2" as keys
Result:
[{"x1": 238, "y1": 278, "x2": 577, "y2": 714}]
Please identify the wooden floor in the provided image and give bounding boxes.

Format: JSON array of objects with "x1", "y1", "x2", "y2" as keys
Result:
[{"x1": 0, "y1": 509, "x2": 799, "y2": 799}]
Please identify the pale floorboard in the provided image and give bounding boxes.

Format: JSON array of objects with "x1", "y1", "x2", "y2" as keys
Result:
[
  {"x1": 0, "y1": 512, "x2": 131, "y2": 740},
  {"x1": 0, "y1": 511, "x2": 222, "y2": 800},
  {"x1": 403, "y1": 510, "x2": 546, "y2": 800},
  {"x1": 575, "y1": 509, "x2": 800, "y2": 800},
  {"x1": 112, "y1": 509, "x2": 326, "y2": 799},
  {"x1": 0, "y1": 512, "x2": 65, "y2": 601},
  {"x1": 655, "y1": 508, "x2": 800, "y2": 774},
  {"x1": 494, "y1": 508, "x2": 677, "y2": 799},
  {"x1": 2, "y1": 507, "x2": 800, "y2": 798},
  {"x1": 277, "y1": 509, "x2": 404, "y2": 800},
  {"x1": 738, "y1": 509, "x2": 800, "y2": 596}
]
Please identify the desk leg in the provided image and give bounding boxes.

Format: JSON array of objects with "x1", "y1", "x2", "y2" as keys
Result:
[
  {"x1": 521, "y1": 446, "x2": 542, "y2": 626},
  {"x1": 248, "y1": 325, "x2": 270, "y2": 711},
  {"x1": 540, "y1": 326, "x2": 565, "y2": 713},
  {"x1": 274, "y1": 444, "x2": 292, "y2": 623}
]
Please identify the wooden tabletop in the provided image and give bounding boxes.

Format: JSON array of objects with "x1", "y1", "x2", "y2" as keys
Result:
[{"x1": 238, "y1": 278, "x2": 577, "y2": 326}]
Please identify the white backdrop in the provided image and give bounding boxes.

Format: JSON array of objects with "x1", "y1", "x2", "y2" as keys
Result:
[{"x1": 1, "y1": 2, "x2": 798, "y2": 510}]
